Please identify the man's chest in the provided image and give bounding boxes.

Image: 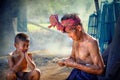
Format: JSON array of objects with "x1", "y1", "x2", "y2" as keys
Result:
[{"x1": 74, "y1": 42, "x2": 90, "y2": 59}]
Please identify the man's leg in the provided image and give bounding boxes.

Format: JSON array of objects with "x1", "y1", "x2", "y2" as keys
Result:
[
  {"x1": 66, "y1": 68, "x2": 78, "y2": 80},
  {"x1": 67, "y1": 68, "x2": 98, "y2": 80}
]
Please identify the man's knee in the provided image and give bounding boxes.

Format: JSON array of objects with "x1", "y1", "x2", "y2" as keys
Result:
[{"x1": 6, "y1": 70, "x2": 17, "y2": 80}]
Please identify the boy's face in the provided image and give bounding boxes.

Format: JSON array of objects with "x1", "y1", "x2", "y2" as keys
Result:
[{"x1": 15, "y1": 40, "x2": 29, "y2": 53}]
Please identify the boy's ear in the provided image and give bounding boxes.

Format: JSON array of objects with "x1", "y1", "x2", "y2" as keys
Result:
[{"x1": 76, "y1": 25, "x2": 82, "y2": 31}]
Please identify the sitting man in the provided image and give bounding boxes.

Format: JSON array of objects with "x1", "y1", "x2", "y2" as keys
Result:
[
  {"x1": 48, "y1": 14, "x2": 105, "y2": 80},
  {"x1": 6, "y1": 33, "x2": 40, "y2": 80}
]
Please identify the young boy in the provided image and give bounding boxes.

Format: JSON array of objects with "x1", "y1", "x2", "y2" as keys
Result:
[{"x1": 6, "y1": 33, "x2": 40, "y2": 80}]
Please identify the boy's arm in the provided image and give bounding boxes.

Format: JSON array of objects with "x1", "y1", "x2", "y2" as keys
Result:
[
  {"x1": 25, "y1": 53, "x2": 36, "y2": 70},
  {"x1": 9, "y1": 52, "x2": 25, "y2": 72},
  {"x1": 8, "y1": 53, "x2": 14, "y2": 70}
]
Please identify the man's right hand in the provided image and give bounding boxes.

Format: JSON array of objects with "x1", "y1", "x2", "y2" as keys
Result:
[{"x1": 57, "y1": 61, "x2": 65, "y2": 67}]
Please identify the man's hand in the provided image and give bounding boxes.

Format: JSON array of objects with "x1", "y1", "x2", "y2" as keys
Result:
[
  {"x1": 57, "y1": 58, "x2": 67, "y2": 67},
  {"x1": 64, "y1": 59, "x2": 76, "y2": 67},
  {"x1": 55, "y1": 58, "x2": 76, "y2": 67},
  {"x1": 57, "y1": 60, "x2": 65, "y2": 67}
]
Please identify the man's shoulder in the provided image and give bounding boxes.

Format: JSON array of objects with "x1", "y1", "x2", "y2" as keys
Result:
[
  {"x1": 87, "y1": 38, "x2": 98, "y2": 50},
  {"x1": 88, "y1": 35, "x2": 97, "y2": 43},
  {"x1": 85, "y1": 36, "x2": 98, "y2": 47}
]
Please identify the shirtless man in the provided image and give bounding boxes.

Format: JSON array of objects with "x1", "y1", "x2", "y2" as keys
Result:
[
  {"x1": 48, "y1": 14, "x2": 105, "y2": 80},
  {"x1": 6, "y1": 33, "x2": 40, "y2": 80}
]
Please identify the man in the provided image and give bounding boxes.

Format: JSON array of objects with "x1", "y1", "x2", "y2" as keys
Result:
[
  {"x1": 6, "y1": 33, "x2": 40, "y2": 80},
  {"x1": 48, "y1": 14, "x2": 105, "y2": 80}
]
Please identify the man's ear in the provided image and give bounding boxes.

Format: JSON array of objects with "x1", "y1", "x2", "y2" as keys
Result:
[{"x1": 76, "y1": 25, "x2": 82, "y2": 31}]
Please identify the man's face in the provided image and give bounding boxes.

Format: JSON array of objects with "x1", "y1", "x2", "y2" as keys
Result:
[
  {"x1": 66, "y1": 29, "x2": 78, "y2": 41},
  {"x1": 15, "y1": 40, "x2": 29, "y2": 53}
]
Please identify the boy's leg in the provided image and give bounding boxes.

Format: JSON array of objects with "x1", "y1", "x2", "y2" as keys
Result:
[
  {"x1": 27, "y1": 68, "x2": 41, "y2": 80},
  {"x1": 6, "y1": 70, "x2": 17, "y2": 80}
]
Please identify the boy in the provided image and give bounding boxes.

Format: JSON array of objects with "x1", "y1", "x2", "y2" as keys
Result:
[{"x1": 6, "y1": 33, "x2": 40, "y2": 80}]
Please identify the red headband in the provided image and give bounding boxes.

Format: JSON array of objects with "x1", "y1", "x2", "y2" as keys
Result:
[{"x1": 48, "y1": 15, "x2": 81, "y2": 32}]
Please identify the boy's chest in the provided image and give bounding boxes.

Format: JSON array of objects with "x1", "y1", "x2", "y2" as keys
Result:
[{"x1": 13, "y1": 56, "x2": 27, "y2": 66}]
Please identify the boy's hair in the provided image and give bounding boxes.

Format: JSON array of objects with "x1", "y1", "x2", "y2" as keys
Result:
[
  {"x1": 61, "y1": 13, "x2": 82, "y2": 26},
  {"x1": 14, "y1": 33, "x2": 30, "y2": 43}
]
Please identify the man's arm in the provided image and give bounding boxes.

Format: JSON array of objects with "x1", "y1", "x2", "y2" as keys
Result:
[
  {"x1": 88, "y1": 40, "x2": 105, "y2": 74},
  {"x1": 64, "y1": 40, "x2": 105, "y2": 75}
]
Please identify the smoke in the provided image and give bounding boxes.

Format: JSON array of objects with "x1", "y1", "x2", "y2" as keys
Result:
[
  {"x1": 26, "y1": 0, "x2": 95, "y2": 29},
  {"x1": 28, "y1": 26, "x2": 72, "y2": 56},
  {"x1": 0, "y1": 0, "x2": 97, "y2": 58},
  {"x1": 25, "y1": 0, "x2": 96, "y2": 56}
]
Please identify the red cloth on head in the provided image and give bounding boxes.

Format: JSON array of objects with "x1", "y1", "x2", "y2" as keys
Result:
[
  {"x1": 48, "y1": 15, "x2": 81, "y2": 32},
  {"x1": 61, "y1": 19, "x2": 77, "y2": 32}
]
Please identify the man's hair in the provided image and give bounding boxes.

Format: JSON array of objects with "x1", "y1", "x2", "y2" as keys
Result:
[
  {"x1": 61, "y1": 13, "x2": 82, "y2": 26},
  {"x1": 15, "y1": 33, "x2": 30, "y2": 43}
]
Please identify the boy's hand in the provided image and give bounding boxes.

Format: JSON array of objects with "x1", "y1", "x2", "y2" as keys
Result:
[
  {"x1": 18, "y1": 51, "x2": 25, "y2": 57},
  {"x1": 25, "y1": 53, "x2": 30, "y2": 61},
  {"x1": 25, "y1": 53, "x2": 36, "y2": 70},
  {"x1": 12, "y1": 51, "x2": 24, "y2": 58},
  {"x1": 11, "y1": 51, "x2": 27, "y2": 72}
]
